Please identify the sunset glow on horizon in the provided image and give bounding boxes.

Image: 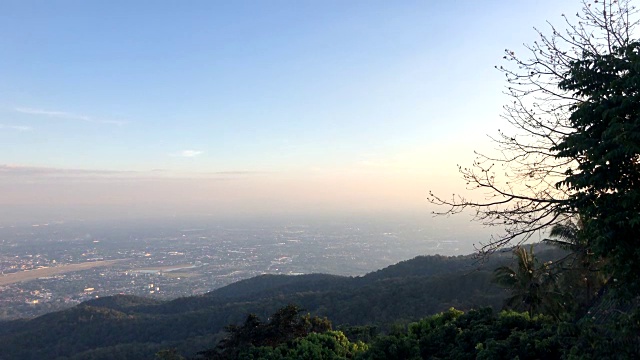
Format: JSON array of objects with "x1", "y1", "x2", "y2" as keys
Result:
[{"x1": 0, "y1": 0, "x2": 579, "y2": 223}]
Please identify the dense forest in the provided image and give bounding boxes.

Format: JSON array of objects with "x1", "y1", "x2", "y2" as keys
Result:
[
  {"x1": 0, "y1": 241, "x2": 637, "y2": 360},
  {"x1": 0, "y1": 249, "x2": 538, "y2": 359}
]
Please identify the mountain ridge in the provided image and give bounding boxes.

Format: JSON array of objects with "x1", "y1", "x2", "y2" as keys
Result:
[{"x1": 0, "y1": 245, "x2": 567, "y2": 360}]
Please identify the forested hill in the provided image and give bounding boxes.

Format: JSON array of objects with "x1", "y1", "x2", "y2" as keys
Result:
[{"x1": 0, "y1": 245, "x2": 565, "y2": 360}]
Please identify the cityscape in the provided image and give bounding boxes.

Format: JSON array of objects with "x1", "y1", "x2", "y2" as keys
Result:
[{"x1": 0, "y1": 214, "x2": 482, "y2": 320}]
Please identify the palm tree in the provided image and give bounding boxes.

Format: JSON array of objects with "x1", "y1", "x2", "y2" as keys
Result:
[
  {"x1": 494, "y1": 245, "x2": 562, "y2": 317},
  {"x1": 543, "y1": 217, "x2": 605, "y2": 306},
  {"x1": 544, "y1": 217, "x2": 586, "y2": 253}
]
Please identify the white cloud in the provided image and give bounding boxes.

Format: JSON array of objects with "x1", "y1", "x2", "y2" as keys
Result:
[
  {"x1": 0, "y1": 164, "x2": 256, "y2": 182},
  {"x1": 0, "y1": 124, "x2": 32, "y2": 131},
  {"x1": 0, "y1": 164, "x2": 135, "y2": 179},
  {"x1": 177, "y1": 150, "x2": 203, "y2": 157},
  {"x1": 16, "y1": 107, "x2": 88, "y2": 120},
  {"x1": 15, "y1": 107, "x2": 126, "y2": 126}
]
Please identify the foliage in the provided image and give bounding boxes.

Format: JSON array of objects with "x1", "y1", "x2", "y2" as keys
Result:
[
  {"x1": 188, "y1": 305, "x2": 640, "y2": 360},
  {"x1": 544, "y1": 217, "x2": 606, "y2": 310},
  {"x1": 493, "y1": 246, "x2": 563, "y2": 317},
  {"x1": 156, "y1": 348, "x2": 186, "y2": 360},
  {"x1": 360, "y1": 308, "x2": 564, "y2": 360},
  {"x1": 0, "y1": 248, "x2": 596, "y2": 360},
  {"x1": 554, "y1": 40, "x2": 640, "y2": 296},
  {"x1": 0, "y1": 253, "x2": 518, "y2": 360},
  {"x1": 567, "y1": 308, "x2": 640, "y2": 359},
  {"x1": 358, "y1": 333, "x2": 420, "y2": 360},
  {"x1": 191, "y1": 305, "x2": 367, "y2": 360},
  {"x1": 360, "y1": 307, "x2": 639, "y2": 359},
  {"x1": 239, "y1": 330, "x2": 368, "y2": 360},
  {"x1": 197, "y1": 304, "x2": 332, "y2": 359},
  {"x1": 428, "y1": 0, "x2": 640, "y2": 262},
  {"x1": 336, "y1": 325, "x2": 379, "y2": 344}
]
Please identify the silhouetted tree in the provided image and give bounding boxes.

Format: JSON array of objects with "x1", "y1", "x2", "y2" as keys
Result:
[
  {"x1": 155, "y1": 348, "x2": 186, "y2": 360},
  {"x1": 544, "y1": 217, "x2": 605, "y2": 306},
  {"x1": 429, "y1": 0, "x2": 638, "y2": 252},
  {"x1": 197, "y1": 304, "x2": 332, "y2": 359},
  {"x1": 494, "y1": 246, "x2": 563, "y2": 316},
  {"x1": 429, "y1": 0, "x2": 640, "y2": 296},
  {"x1": 554, "y1": 40, "x2": 640, "y2": 296}
]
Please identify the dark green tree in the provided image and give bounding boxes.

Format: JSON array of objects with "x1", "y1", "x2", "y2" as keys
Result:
[
  {"x1": 428, "y1": 0, "x2": 640, "y2": 298},
  {"x1": 361, "y1": 308, "x2": 565, "y2": 360},
  {"x1": 197, "y1": 304, "x2": 333, "y2": 359},
  {"x1": 155, "y1": 348, "x2": 186, "y2": 360},
  {"x1": 555, "y1": 41, "x2": 640, "y2": 296},
  {"x1": 429, "y1": 0, "x2": 639, "y2": 254},
  {"x1": 493, "y1": 246, "x2": 563, "y2": 317},
  {"x1": 544, "y1": 217, "x2": 605, "y2": 307}
]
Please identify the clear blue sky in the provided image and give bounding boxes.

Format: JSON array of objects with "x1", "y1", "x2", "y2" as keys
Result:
[{"x1": 0, "y1": 0, "x2": 580, "y2": 222}]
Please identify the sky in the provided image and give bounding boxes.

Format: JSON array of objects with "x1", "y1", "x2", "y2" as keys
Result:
[{"x1": 0, "y1": 0, "x2": 581, "y2": 224}]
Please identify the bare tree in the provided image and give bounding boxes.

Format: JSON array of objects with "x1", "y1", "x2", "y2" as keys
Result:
[{"x1": 428, "y1": 0, "x2": 639, "y2": 255}]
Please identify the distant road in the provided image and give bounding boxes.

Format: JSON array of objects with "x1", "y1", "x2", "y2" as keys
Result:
[{"x1": 0, "y1": 260, "x2": 121, "y2": 286}]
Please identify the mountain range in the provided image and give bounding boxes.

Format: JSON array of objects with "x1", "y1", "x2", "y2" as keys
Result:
[{"x1": 0, "y1": 244, "x2": 566, "y2": 360}]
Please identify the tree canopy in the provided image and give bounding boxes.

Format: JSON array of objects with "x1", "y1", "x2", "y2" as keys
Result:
[
  {"x1": 555, "y1": 40, "x2": 640, "y2": 295},
  {"x1": 493, "y1": 246, "x2": 563, "y2": 317},
  {"x1": 429, "y1": 0, "x2": 640, "y2": 295}
]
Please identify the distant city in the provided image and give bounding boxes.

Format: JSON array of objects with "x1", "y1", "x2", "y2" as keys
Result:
[{"x1": 0, "y1": 214, "x2": 488, "y2": 320}]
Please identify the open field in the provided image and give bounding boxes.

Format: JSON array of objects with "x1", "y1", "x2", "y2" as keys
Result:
[{"x1": 0, "y1": 260, "x2": 121, "y2": 286}]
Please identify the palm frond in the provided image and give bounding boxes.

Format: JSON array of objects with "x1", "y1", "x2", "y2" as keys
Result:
[
  {"x1": 542, "y1": 238, "x2": 579, "y2": 252},
  {"x1": 549, "y1": 222, "x2": 578, "y2": 242}
]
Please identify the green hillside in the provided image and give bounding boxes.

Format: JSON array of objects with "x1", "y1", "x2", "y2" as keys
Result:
[{"x1": 0, "y1": 251, "x2": 517, "y2": 360}]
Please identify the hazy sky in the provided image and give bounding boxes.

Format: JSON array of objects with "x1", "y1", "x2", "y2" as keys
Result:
[{"x1": 0, "y1": 0, "x2": 580, "y2": 223}]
